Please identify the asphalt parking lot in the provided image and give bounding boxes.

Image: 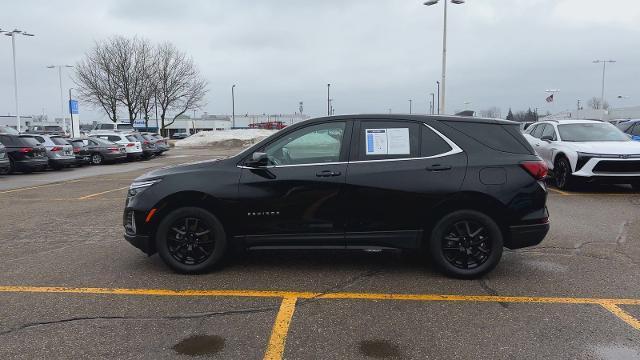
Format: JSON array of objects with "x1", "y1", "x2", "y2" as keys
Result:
[{"x1": 0, "y1": 147, "x2": 639, "y2": 359}]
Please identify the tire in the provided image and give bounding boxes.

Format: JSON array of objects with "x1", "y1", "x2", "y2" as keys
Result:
[
  {"x1": 554, "y1": 156, "x2": 574, "y2": 190},
  {"x1": 8, "y1": 158, "x2": 15, "y2": 174},
  {"x1": 91, "y1": 153, "x2": 104, "y2": 165},
  {"x1": 429, "y1": 210, "x2": 503, "y2": 279},
  {"x1": 632, "y1": 182, "x2": 640, "y2": 191},
  {"x1": 156, "y1": 207, "x2": 227, "y2": 274}
]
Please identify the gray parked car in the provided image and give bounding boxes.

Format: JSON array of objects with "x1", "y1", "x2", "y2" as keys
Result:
[
  {"x1": 0, "y1": 142, "x2": 10, "y2": 174},
  {"x1": 25, "y1": 134, "x2": 76, "y2": 170},
  {"x1": 141, "y1": 132, "x2": 169, "y2": 154},
  {"x1": 85, "y1": 137, "x2": 127, "y2": 165}
]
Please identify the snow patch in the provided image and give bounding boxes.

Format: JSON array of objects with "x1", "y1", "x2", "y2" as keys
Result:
[{"x1": 174, "y1": 129, "x2": 278, "y2": 148}]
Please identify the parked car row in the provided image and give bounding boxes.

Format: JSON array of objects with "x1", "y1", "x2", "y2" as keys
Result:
[{"x1": 0, "y1": 130, "x2": 169, "y2": 174}]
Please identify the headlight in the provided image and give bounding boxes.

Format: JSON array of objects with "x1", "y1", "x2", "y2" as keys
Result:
[{"x1": 128, "y1": 178, "x2": 162, "y2": 196}]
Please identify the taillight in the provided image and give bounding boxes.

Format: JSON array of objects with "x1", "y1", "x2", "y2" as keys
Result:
[
  {"x1": 126, "y1": 143, "x2": 135, "y2": 147},
  {"x1": 73, "y1": 147, "x2": 80, "y2": 153},
  {"x1": 51, "y1": 146, "x2": 63, "y2": 152},
  {"x1": 144, "y1": 140, "x2": 150, "y2": 145},
  {"x1": 520, "y1": 160, "x2": 548, "y2": 180},
  {"x1": 108, "y1": 147, "x2": 119, "y2": 152},
  {"x1": 19, "y1": 147, "x2": 33, "y2": 153}
]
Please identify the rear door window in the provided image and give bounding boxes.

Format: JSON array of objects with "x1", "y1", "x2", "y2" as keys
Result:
[
  {"x1": 51, "y1": 137, "x2": 70, "y2": 145},
  {"x1": 355, "y1": 120, "x2": 419, "y2": 161},
  {"x1": 18, "y1": 136, "x2": 41, "y2": 147},
  {"x1": 531, "y1": 124, "x2": 545, "y2": 138}
]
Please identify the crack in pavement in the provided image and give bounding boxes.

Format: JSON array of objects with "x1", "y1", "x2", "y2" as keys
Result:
[
  {"x1": 0, "y1": 305, "x2": 278, "y2": 337},
  {"x1": 478, "y1": 278, "x2": 508, "y2": 309}
]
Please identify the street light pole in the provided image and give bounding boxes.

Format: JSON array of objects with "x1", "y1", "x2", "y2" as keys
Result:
[
  {"x1": 409, "y1": 99, "x2": 413, "y2": 114},
  {"x1": 2, "y1": 29, "x2": 34, "y2": 132},
  {"x1": 231, "y1": 84, "x2": 236, "y2": 128},
  {"x1": 424, "y1": 0, "x2": 465, "y2": 115},
  {"x1": 327, "y1": 83, "x2": 331, "y2": 116},
  {"x1": 68, "y1": 88, "x2": 75, "y2": 138},
  {"x1": 429, "y1": 93, "x2": 435, "y2": 114},
  {"x1": 436, "y1": 81, "x2": 440, "y2": 114},
  {"x1": 593, "y1": 59, "x2": 616, "y2": 110},
  {"x1": 47, "y1": 65, "x2": 73, "y2": 134}
]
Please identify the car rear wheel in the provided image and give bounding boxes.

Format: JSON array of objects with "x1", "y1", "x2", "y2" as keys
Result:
[
  {"x1": 429, "y1": 210, "x2": 503, "y2": 279},
  {"x1": 156, "y1": 207, "x2": 227, "y2": 274},
  {"x1": 554, "y1": 156, "x2": 574, "y2": 190},
  {"x1": 91, "y1": 153, "x2": 103, "y2": 165}
]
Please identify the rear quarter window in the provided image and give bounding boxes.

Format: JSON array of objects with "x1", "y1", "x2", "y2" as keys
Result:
[
  {"x1": 443, "y1": 121, "x2": 535, "y2": 155},
  {"x1": 51, "y1": 137, "x2": 69, "y2": 145},
  {"x1": 421, "y1": 126, "x2": 452, "y2": 156}
]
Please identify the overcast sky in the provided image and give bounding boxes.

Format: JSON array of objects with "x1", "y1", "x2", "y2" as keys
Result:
[{"x1": 1, "y1": 0, "x2": 640, "y2": 121}]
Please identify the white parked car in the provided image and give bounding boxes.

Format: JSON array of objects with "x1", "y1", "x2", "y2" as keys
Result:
[
  {"x1": 90, "y1": 132, "x2": 143, "y2": 160},
  {"x1": 523, "y1": 120, "x2": 640, "y2": 190}
]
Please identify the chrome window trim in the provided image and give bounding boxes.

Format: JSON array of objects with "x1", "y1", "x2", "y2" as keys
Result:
[{"x1": 237, "y1": 122, "x2": 463, "y2": 169}]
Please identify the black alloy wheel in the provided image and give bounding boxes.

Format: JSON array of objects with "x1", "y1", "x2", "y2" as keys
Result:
[
  {"x1": 441, "y1": 220, "x2": 491, "y2": 270},
  {"x1": 555, "y1": 157, "x2": 572, "y2": 190},
  {"x1": 156, "y1": 207, "x2": 227, "y2": 273},
  {"x1": 430, "y1": 210, "x2": 503, "y2": 278},
  {"x1": 167, "y1": 217, "x2": 215, "y2": 266}
]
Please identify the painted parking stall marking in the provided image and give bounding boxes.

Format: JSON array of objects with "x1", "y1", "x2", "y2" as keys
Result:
[{"x1": 1, "y1": 285, "x2": 638, "y2": 360}]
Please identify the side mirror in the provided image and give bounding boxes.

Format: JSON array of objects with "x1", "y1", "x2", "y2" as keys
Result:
[
  {"x1": 246, "y1": 152, "x2": 268, "y2": 167},
  {"x1": 540, "y1": 135, "x2": 554, "y2": 142}
]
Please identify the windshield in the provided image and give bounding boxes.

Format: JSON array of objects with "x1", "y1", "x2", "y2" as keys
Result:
[{"x1": 557, "y1": 123, "x2": 630, "y2": 142}]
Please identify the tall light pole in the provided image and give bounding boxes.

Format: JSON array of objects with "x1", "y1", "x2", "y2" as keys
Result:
[
  {"x1": 593, "y1": 59, "x2": 615, "y2": 110},
  {"x1": 436, "y1": 81, "x2": 440, "y2": 114},
  {"x1": 327, "y1": 83, "x2": 331, "y2": 116},
  {"x1": 409, "y1": 99, "x2": 413, "y2": 114},
  {"x1": 429, "y1": 93, "x2": 435, "y2": 114},
  {"x1": 47, "y1": 65, "x2": 73, "y2": 133},
  {"x1": 2, "y1": 29, "x2": 35, "y2": 132},
  {"x1": 231, "y1": 84, "x2": 236, "y2": 128},
  {"x1": 424, "y1": 0, "x2": 465, "y2": 115}
]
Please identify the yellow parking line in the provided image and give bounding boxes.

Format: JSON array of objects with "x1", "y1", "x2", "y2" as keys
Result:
[
  {"x1": 547, "y1": 188, "x2": 570, "y2": 195},
  {"x1": 264, "y1": 297, "x2": 298, "y2": 360},
  {"x1": 0, "y1": 285, "x2": 638, "y2": 305},
  {"x1": 77, "y1": 186, "x2": 129, "y2": 200},
  {"x1": 0, "y1": 179, "x2": 83, "y2": 195},
  {"x1": 600, "y1": 302, "x2": 640, "y2": 331}
]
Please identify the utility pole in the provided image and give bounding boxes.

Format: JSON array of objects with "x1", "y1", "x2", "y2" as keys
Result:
[
  {"x1": 231, "y1": 84, "x2": 236, "y2": 128},
  {"x1": 327, "y1": 83, "x2": 331, "y2": 116},
  {"x1": 409, "y1": 99, "x2": 413, "y2": 114},
  {"x1": 429, "y1": 93, "x2": 435, "y2": 114},
  {"x1": 68, "y1": 88, "x2": 75, "y2": 138}
]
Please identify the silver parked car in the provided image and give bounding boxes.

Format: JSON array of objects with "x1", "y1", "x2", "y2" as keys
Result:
[{"x1": 25, "y1": 134, "x2": 76, "y2": 170}]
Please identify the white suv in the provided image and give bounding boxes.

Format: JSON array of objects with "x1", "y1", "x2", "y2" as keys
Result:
[
  {"x1": 523, "y1": 120, "x2": 640, "y2": 190},
  {"x1": 90, "y1": 132, "x2": 143, "y2": 160}
]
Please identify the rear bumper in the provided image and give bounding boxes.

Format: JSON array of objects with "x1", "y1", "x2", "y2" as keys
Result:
[
  {"x1": 13, "y1": 158, "x2": 49, "y2": 171},
  {"x1": 49, "y1": 157, "x2": 76, "y2": 166},
  {"x1": 105, "y1": 152, "x2": 128, "y2": 161},
  {"x1": 573, "y1": 175, "x2": 640, "y2": 184},
  {"x1": 506, "y1": 222, "x2": 550, "y2": 249}
]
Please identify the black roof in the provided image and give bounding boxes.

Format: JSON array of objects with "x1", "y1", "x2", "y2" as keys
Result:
[{"x1": 305, "y1": 114, "x2": 517, "y2": 126}]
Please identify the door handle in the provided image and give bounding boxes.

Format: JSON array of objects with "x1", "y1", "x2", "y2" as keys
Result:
[
  {"x1": 425, "y1": 164, "x2": 452, "y2": 172},
  {"x1": 316, "y1": 170, "x2": 341, "y2": 177}
]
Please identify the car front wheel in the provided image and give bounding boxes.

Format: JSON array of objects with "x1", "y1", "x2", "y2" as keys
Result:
[
  {"x1": 554, "y1": 157, "x2": 574, "y2": 190},
  {"x1": 91, "y1": 153, "x2": 104, "y2": 165},
  {"x1": 156, "y1": 207, "x2": 227, "y2": 274},
  {"x1": 429, "y1": 210, "x2": 503, "y2": 279}
]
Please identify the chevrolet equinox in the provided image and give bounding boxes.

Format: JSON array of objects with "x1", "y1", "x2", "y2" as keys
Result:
[{"x1": 124, "y1": 115, "x2": 550, "y2": 278}]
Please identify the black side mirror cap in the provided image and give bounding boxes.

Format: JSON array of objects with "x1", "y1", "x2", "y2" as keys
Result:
[
  {"x1": 246, "y1": 152, "x2": 268, "y2": 167},
  {"x1": 540, "y1": 135, "x2": 554, "y2": 142}
]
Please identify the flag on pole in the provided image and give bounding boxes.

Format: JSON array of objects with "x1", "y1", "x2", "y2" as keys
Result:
[{"x1": 545, "y1": 94, "x2": 554, "y2": 103}]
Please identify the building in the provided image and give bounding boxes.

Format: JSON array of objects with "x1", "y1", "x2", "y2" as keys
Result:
[{"x1": 542, "y1": 105, "x2": 640, "y2": 121}]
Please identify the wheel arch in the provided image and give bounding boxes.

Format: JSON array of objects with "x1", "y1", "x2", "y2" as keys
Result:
[
  {"x1": 423, "y1": 192, "x2": 510, "y2": 246},
  {"x1": 143, "y1": 190, "x2": 229, "y2": 254}
]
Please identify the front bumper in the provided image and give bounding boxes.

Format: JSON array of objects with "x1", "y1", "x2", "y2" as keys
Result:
[
  {"x1": 124, "y1": 233, "x2": 153, "y2": 255},
  {"x1": 506, "y1": 222, "x2": 550, "y2": 249}
]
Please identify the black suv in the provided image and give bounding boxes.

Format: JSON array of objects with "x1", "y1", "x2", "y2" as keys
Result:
[{"x1": 123, "y1": 115, "x2": 550, "y2": 278}]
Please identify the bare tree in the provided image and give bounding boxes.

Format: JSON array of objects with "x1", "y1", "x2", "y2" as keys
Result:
[
  {"x1": 479, "y1": 106, "x2": 502, "y2": 118},
  {"x1": 75, "y1": 40, "x2": 120, "y2": 122},
  {"x1": 588, "y1": 97, "x2": 610, "y2": 110},
  {"x1": 155, "y1": 43, "x2": 208, "y2": 134}
]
